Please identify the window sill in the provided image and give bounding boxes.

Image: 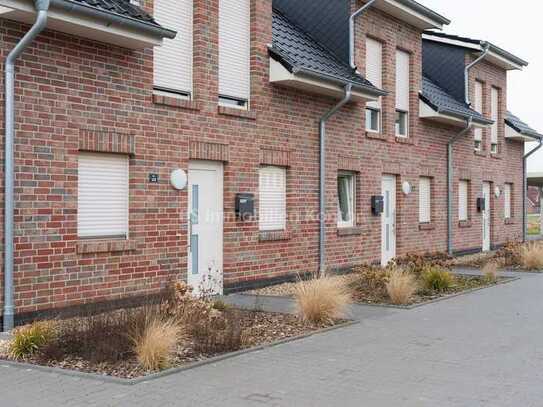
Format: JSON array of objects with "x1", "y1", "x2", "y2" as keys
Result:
[
  {"x1": 474, "y1": 150, "x2": 487, "y2": 157},
  {"x1": 77, "y1": 239, "x2": 136, "y2": 254},
  {"x1": 218, "y1": 105, "x2": 256, "y2": 120},
  {"x1": 419, "y1": 222, "x2": 435, "y2": 231},
  {"x1": 490, "y1": 153, "x2": 502, "y2": 160},
  {"x1": 337, "y1": 226, "x2": 363, "y2": 237},
  {"x1": 366, "y1": 131, "x2": 388, "y2": 141},
  {"x1": 504, "y1": 218, "x2": 515, "y2": 225},
  {"x1": 259, "y1": 230, "x2": 290, "y2": 242},
  {"x1": 395, "y1": 136, "x2": 413, "y2": 145},
  {"x1": 459, "y1": 220, "x2": 472, "y2": 228},
  {"x1": 153, "y1": 94, "x2": 200, "y2": 110}
]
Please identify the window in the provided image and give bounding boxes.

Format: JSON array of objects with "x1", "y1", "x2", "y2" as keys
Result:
[
  {"x1": 259, "y1": 166, "x2": 286, "y2": 231},
  {"x1": 153, "y1": 0, "x2": 193, "y2": 99},
  {"x1": 504, "y1": 183, "x2": 512, "y2": 219},
  {"x1": 474, "y1": 81, "x2": 484, "y2": 151},
  {"x1": 219, "y1": 0, "x2": 250, "y2": 109},
  {"x1": 365, "y1": 38, "x2": 382, "y2": 132},
  {"x1": 459, "y1": 180, "x2": 469, "y2": 221},
  {"x1": 78, "y1": 153, "x2": 129, "y2": 239},
  {"x1": 337, "y1": 173, "x2": 355, "y2": 228},
  {"x1": 490, "y1": 87, "x2": 499, "y2": 153},
  {"x1": 419, "y1": 177, "x2": 432, "y2": 223},
  {"x1": 395, "y1": 50, "x2": 410, "y2": 137}
]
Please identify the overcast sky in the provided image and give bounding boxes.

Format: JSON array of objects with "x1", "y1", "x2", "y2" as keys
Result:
[{"x1": 421, "y1": 0, "x2": 543, "y2": 172}]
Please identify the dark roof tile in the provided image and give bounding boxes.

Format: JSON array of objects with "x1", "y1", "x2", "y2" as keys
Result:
[
  {"x1": 69, "y1": 0, "x2": 160, "y2": 26},
  {"x1": 506, "y1": 111, "x2": 542, "y2": 139}
]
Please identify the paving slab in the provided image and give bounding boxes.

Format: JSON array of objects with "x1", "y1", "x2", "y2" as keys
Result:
[{"x1": 2, "y1": 274, "x2": 543, "y2": 406}]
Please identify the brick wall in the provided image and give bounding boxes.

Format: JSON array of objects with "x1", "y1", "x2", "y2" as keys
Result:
[{"x1": 0, "y1": 0, "x2": 525, "y2": 318}]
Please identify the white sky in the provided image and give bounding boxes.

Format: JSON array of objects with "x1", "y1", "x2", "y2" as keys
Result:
[{"x1": 421, "y1": 0, "x2": 543, "y2": 172}]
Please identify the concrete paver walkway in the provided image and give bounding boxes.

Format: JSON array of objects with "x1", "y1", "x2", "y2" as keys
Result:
[{"x1": 2, "y1": 273, "x2": 543, "y2": 406}]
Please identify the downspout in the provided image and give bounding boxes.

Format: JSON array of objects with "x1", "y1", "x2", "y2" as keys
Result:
[
  {"x1": 350, "y1": 0, "x2": 378, "y2": 70},
  {"x1": 3, "y1": 0, "x2": 50, "y2": 332},
  {"x1": 465, "y1": 43, "x2": 490, "y2": 106},
  {"x1": 523, "y1": 139, "x2": 543, "y2": 242},
  {"x1": 447, "y1": 117, "x2": 473, "y2": 255},
  {"x1": 319, "y1": 84, "x2": 352, "y2": 276}
]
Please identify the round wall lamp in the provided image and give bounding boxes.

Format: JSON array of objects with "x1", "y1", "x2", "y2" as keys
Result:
[
  {"x1": 170, "y1": 169, "x2": 188, "y2": 190},
  {"x1": 402, "y1": 181, "x2": 412, "y2": 196},
  {"x1": 494, "y1": 186, "x2": 501, "y2": 198}
]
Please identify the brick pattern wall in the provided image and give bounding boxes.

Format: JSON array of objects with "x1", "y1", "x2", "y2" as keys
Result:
[{"x1": 0, "y1": 0, "x2": 526, "y2": 317}]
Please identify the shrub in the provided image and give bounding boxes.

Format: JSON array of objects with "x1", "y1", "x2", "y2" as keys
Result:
[
  {"x1": 385, "y1": 269, "x2": 417, "y2": 305},
  {"x1": 421, "y1": 266, "x2": 454, "y2": 292},
  {"x1": 521, "y1": 242, "x2": 543, "y2": 270},
  {"x1": 393, "y1": 252, "x2": 452, "y2": 274},
  {"x1": 293, "y1": 277, "x2": 351, "y2": 324},
  {"x1": 351, "y1": 266, "x2": 390, "y2": 296},
  {"x1": 132, "y1": 316, "x2": 182, "y2": 371},
  {"x1": 191, "y1": 310, "x2": 243, "y2": 354},
  {"x1": 482, "y1": 261, "x2": 499, "y2": 283},
  {"x1": 212, "y1": 299, "x2": 230, "y2": 312},
  {"x1": 9, "y1": 321, "x2": 56, "y2": 360}
]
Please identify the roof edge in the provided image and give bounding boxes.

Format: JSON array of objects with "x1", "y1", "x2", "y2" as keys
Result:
[
  {"x1": 392, "y1": 0, "x2": 451, "y2": 26},
  {"x1": 419, "y1": 93, "x2": 493, "y2": 126}
]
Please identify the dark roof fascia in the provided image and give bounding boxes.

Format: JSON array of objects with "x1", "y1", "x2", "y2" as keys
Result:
[
  {"x1": 419, "y1": 93, "x2": 494, "y2": 126},
  {"x1": 269, "y1": 46, "x2": 388, "y2": 98},
  {"x1": 52, "y1": 0, "x2": 177, "y2": 39},
  {"x1": 394, "y1": 0, "x2": 451, "y2": 26},
  {"x1": 423, "y1": 32, "x2": 528, "y2": 68}
]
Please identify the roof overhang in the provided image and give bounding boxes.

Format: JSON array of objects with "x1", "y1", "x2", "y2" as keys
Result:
[
  {"x1": 419, "y1": 99, "x2": 491, "y2": 128},
  {"x1": 0, "y1": 0, "x2": 176, "y2": 49},
  {"x1": 269, "y1": 57, "x2": 386, "y2": 103},
  {"x1": 506, "y1": 122, "x2": 542, "y2": 142},
  {"x1": 373, "y1": 0, "x2": 450, "y2": 30},
  {"x1": 422, "y1": 33, "x2": 528, "y2": 71}
]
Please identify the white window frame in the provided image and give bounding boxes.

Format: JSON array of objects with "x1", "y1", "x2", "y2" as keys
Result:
[
  {"x1": 337, "y1": 172, "x2": 356, "y2": 229},
  {"x1": 259, "y1": 166, "x2": 286, "y2": 232},
  {"x1": 474, "y1": 81, "x2": 484, "y2": 151},
  {"x1": 219, "y1": 0, "x2": 251, "y2": 110},
  {"x1": 459, "y1": 180, "x2": 469, "y2": 221},
  {"x1": 490, "y1": 87, "x2": 499, "y2": 154},
  {"x1": 365, "y1": 37, "x2": 382, "y2": 133},
  {"x1": 395, "y1": 49, "x2": 410, "y2": 138},
  {"x1": 78, "y1": 152, "x2": 129, "y2": 239},
  {"x1": 153, "y1": 0, "x2": 193, "y2": 100},
  {"x1": 419, "y1": 177, "x2": 432, "y2": 223},
  {"x1": 504, "y1": 183, "x2": 512, "y2": 219}
]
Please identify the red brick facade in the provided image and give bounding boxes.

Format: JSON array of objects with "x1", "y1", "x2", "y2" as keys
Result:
[{"x1": 0, "y1": 0, "x2": 525, "y2": 318}]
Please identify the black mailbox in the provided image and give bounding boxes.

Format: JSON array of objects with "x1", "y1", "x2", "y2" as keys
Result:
[
  {"x1": 371, "y1": 195, "x2": 384, "y2": 216},
  {"x1": 236, "y1": 193, "x2": 255, "y2": 220},
  {"x1": 477, "y1": 197, "x2": 486, "y2": 212}
]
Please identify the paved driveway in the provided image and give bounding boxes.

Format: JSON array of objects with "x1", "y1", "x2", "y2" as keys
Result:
[{"x1": 2, "y1": 272, "x2": 543, "y2": 407}]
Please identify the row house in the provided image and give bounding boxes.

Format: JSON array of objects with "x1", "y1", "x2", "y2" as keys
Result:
[{"x1": 0, "y1": 0, "x2": 540, "y2": 328}]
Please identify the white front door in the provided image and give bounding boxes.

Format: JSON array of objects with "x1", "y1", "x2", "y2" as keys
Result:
[
  {"x1": 382, "y1": 175, "x2": 397, "y2": 266},
  {"x1": 188, "y1": 161, "x2": 224, "y2": 295},
  {"x1": 482, "y1": 182, "x2": 491, "y2": 252}
]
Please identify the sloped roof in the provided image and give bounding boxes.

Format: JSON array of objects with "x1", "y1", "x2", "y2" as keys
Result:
[
  {"x1": 506, "y1": 111, "x2": 542, "y2": 139},
  {"x1": 68, "y1": 0, "x2": 166, "y2": 30},
  {"x1": 270, "y1": 10, "x2": 385, "y2": 96},
  {"x1": 420, "y1": 76, "x2": 492, "y2": 125}
]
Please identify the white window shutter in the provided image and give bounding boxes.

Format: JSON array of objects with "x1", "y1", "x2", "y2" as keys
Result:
[
  {"x1": 259, "y1": 167, "x2": 286, "y2": 231},
  {"x1": 366, "y1": 38, "x2": 382, "y2": 110},
  {"x1": 219, "y1": 0, "x2": 251, "y2": 101},
  {"x1": 474, "y1": 81, "x2": 483, "y2": 142},
  {"x1": 459, "y1": 180, "x2": 469, "y2": 221},
  {"x1": 78, "y1": 153, "x2": 129, "y2": 238},
  {"x1": 491, "y1": 87, "x2": 499, "y2": 144},
  {"x1": 504, "y1": 183, "x2": 512, "y2": 219},
  {"x1": 419, "y1": 177, "x2": 431, "y2": 223},
  {"x1": 153, "y1": 0, "x2": 193, "y2": 95},
  {"x1": 395, "y1": 50, "x2": 410, "y2": 112}
]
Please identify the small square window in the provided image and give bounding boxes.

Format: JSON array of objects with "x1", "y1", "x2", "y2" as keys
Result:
[
  {"x1": 395, "y1": 110, "x2": 408, "y2": 137},
  {"x1": 365, "y1": 108, "x2": 380, "y2": 132},
  {"x1": 474, "y1": 140, "x2": 482, "y2": 151},
  {"x1": 491, "y1": 143, "x2": 498, "y2": 154},
  {"x1": 337, "y1": 173, "x2": 355, "y2": 228}
]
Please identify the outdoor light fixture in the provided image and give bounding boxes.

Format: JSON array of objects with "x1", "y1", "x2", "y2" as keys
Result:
[
  {"x1": 170, "y1": 169, "x2": 188, "y2": 190},
  {"x1": 402, "y1": 181, "x2": 412, "y2": 196}
]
